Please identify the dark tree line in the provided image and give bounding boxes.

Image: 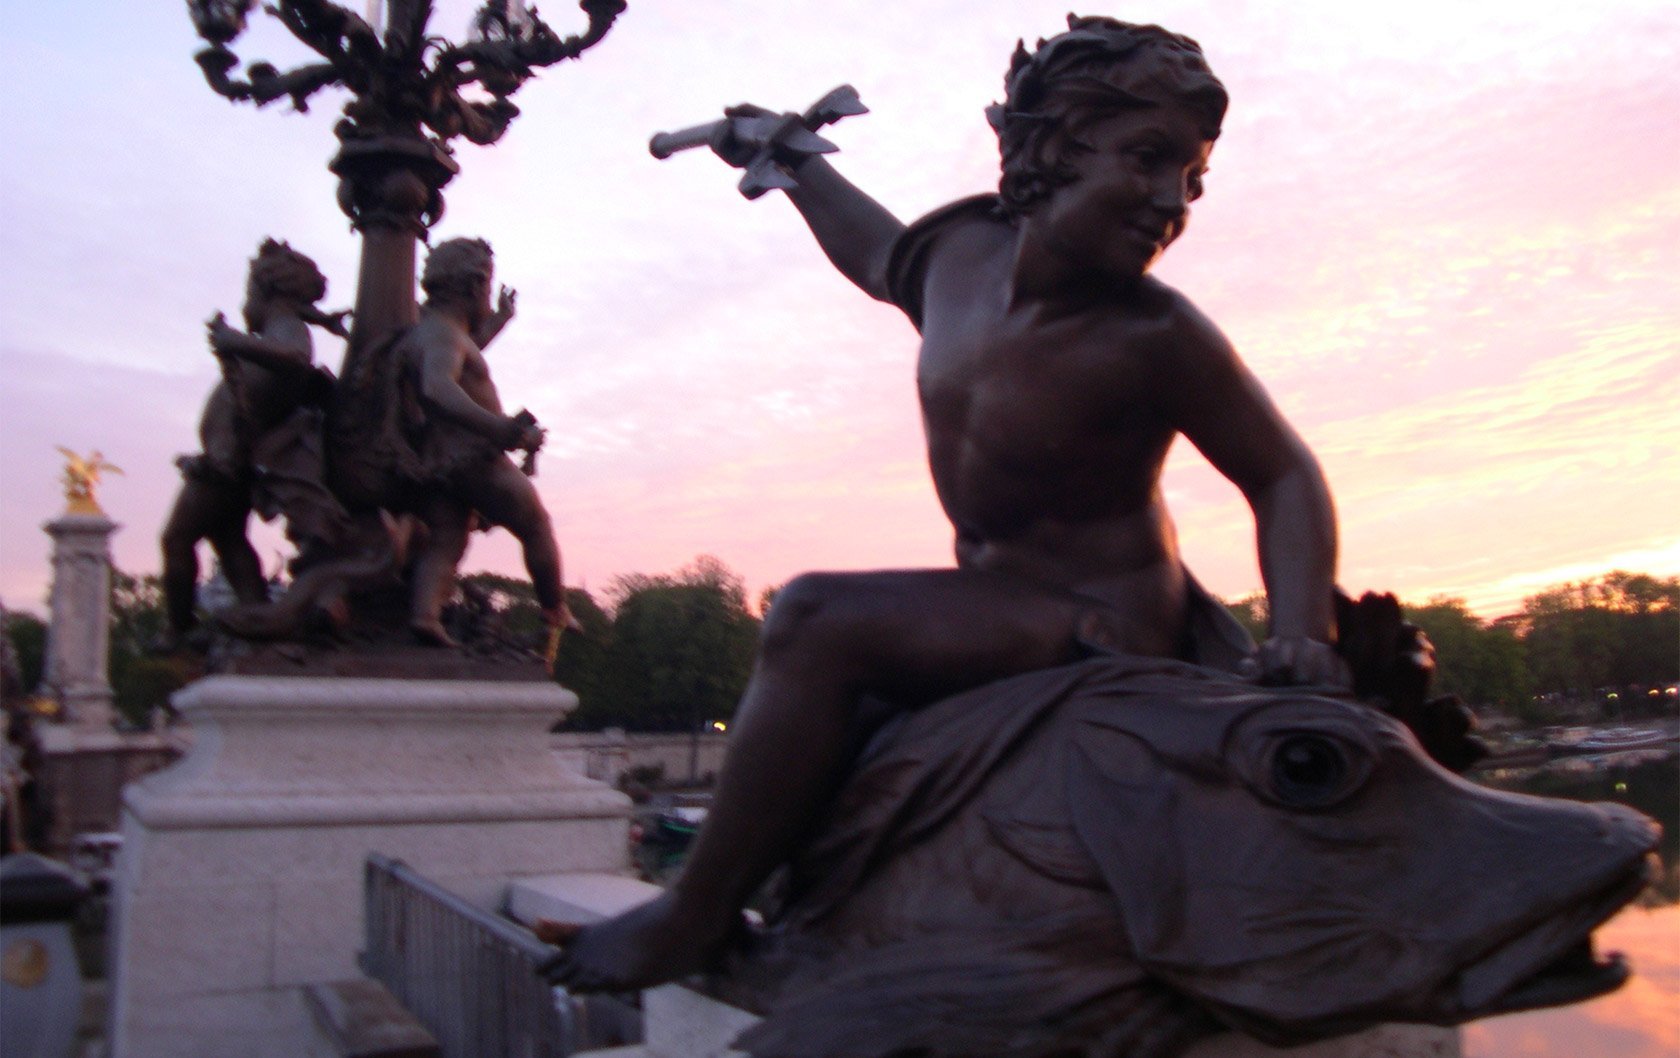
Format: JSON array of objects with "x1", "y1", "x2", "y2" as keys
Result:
[
  {"x1": 3, "y1": 565, "x2": 1672, "y2": 732},
  {"x1": 2, "y1": 558, "x2": 763, "y2": 734},
  {"x1": 404, "y1": 559, "x2": 761, "y2": 733},
  {"x1": 554, "y1": 556, "x2": 759, "y2": 732},
  {"x1": 453, "y1": 557, "x2": 761, "y2": 732},
  {"x1": 1228, "y1": 572, "x2": 1678, "y2": 724},
  {"x1": 2, "y1": 571, "x2": 196, "y2": 728},
  {"x1": 1504, "y1": 573, "x2": 1678, "y2": 704}
]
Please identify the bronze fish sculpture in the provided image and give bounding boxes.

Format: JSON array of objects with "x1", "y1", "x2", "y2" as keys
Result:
[{"x1": 729, "y1": 654, "x2": 1660, "y2": 1058}]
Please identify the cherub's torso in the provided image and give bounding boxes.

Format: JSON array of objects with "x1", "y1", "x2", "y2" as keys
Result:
[
  {"x1": 198, "y1": 310, "x2": 314, "y2": 474},
  {"x1": 913, "y1": 212, "x2": 1192, "y2": 648},
  {"x1": 413, "y1": 310, "x2": 505, "y2": 415}
]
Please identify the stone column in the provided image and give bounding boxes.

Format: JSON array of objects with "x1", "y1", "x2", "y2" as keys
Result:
[{"x1": 42, "y1": 510, "x2": 118, "y2": 731}]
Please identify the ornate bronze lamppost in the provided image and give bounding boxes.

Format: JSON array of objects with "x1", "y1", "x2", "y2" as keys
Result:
[
  {"x1": 188, "y1": 0, "x2": 621, "y2": 340},
  {"x1": 174, "y1": 0, "x2": 622, "y2": 652}
]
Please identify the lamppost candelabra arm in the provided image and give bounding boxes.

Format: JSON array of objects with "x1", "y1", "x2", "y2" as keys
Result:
[
  {"x1": 266, "y1": 0, "x2": 383, "y2": 75},
  {"x1": 187, "y1": 0, "x2": 626, "y2": 145},
  {"x1": 440, "y1": 0, "x2": 628, "y2": 82},
  {"x1": 188, "y1": 0, "x2": 376, "y2": 111}
]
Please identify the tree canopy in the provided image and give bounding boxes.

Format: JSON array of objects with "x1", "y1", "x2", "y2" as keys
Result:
[
  {"x1": 1507, "y1": 572, "x2": 1678, "y2": 715},
  {"x1": 1224, "y1": 573, "x2": 1676, "y2": 723},
  {"x1": 1402, "y1": 597, "x2": 1532, "y2": 718},
  {"x1": 564, "y1": 556, "x2": 760, "y2": 732}
]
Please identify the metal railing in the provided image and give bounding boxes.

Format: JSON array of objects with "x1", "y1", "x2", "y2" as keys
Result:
[{"x1": 361, "y1": 854, "x2": 580, "y2": 1058}]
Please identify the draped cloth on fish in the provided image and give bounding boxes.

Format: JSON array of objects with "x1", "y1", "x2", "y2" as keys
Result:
[
  {"x1": 735, "y1": 656, "x2": 1245, "y2": 1058},
  {"x1": 726, "y1": 586, "x2": 1657, "y2": 1058}
]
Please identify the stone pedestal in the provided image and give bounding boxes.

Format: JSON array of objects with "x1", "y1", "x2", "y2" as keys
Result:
[
  {"x1": 107, "y1": 675, "x2": 631, "y2": 1058},
  {"x1": 36, "y1": 725, "x2": 182, "y2": 857},
  {"x1": 41, "y1": 511, "x2": 118, "y2": 730}
]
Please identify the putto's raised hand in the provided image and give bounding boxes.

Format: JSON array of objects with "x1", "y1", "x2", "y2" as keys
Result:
[{"x1": 650, "y1": 85, "x2": 868, "y2": 199}]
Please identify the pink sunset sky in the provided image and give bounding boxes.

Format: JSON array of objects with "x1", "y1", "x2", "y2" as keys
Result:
[{"x1": 1, "y1": 0, "x2": 1676, "y2": 620}]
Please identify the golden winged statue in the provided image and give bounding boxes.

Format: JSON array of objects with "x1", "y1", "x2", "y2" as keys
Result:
[{"x1": 55, "y1": 447, "x2": 123, "y2": 515}]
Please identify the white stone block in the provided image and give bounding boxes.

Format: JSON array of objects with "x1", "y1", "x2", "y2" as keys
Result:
[
  {"x1": 110, "y1": 881, "x2": 277, "y2": 1003},
  {"x1": 108, "y1": 674, "x2": 633, "y2": 1058},
  {"x1": 273, "y1": 874, "x2": 365, "y2": 987},
  {"x1": 508, "y1": 871, "x2": 663, "y2": 924},
  {"x1": 112, "y1": 987, "x2": 311, "y2": 1058}
]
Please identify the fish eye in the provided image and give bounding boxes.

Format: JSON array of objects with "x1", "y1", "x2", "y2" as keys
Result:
[{"x1": 1268, "y1": 734, "x2": 1357, "y2": 808}]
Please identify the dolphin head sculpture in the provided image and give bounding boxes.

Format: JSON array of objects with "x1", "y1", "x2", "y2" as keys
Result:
[
  {"x1": 734, "y1": 656, "x2": 1660, "y2": 1058},
  {"x1": 1067, "y1": 680, "x2": 1658, "y2": 1040}
]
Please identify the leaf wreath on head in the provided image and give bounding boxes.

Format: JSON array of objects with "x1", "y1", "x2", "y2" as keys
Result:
[{"x1": 988, "y1": 15, "x2": 1227, "y2": 217}]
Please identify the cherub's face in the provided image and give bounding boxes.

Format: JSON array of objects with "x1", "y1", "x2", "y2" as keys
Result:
[
  {"x1": 466, "y1": 269, "x2": 495, "y2": 328},
  {"x1": 1033, "y1": 102, "x2": 1214, "y2": 282}
]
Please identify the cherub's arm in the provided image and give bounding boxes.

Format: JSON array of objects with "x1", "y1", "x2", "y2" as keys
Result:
[
  {"x1": 207, "y1": 312, "x2": 315, "y2": 375},
  {"x1": 300, "y1": 304, "x2": 352, "y2": 339},
  {"x1": 473, "y1": 285, "x2": 517, "y2": 349},
  {"x1": 782, "y1": 156, "x2": 906, "y2": 302},
  {"x1": 415, "y1": 333, "x2": 541, "y2": 451},
  {"x1": 712, "y1": 109, "x2": 905, "y2": 302},
  {"x1": 1158, "y1": 298, "x2": 1346, "y2": 686}
]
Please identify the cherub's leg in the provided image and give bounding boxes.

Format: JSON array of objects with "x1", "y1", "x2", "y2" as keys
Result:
[
  {"x1": 207, "y1": 511, "x2": 266, "y2": 606},
  {"x1": 409, "y1": 498, "x2": 472, "y2": 646},
  {"x1": 160, "y1": 491, "x2": 205, "y2": 639},
  {"x1": 160, "y1": 479, "x2": 254, "y2": 640},
  {"x1": 456, "y1": 461, "x2": 564, "y2": 616},
  {"x1": 545, "y1": 567, "x2": 1106, "y2": 992}
]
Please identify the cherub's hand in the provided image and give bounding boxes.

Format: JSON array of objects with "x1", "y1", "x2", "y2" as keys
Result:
[
  {"x1": 206, "y1": 312, "x2": 237, "y2": 356},
  {"x1": 1246, "y1": 635, "x2": 1352, "y2": 689},
  {"x1": 711, "y1": 103, "x2": 780, "y2": 169},
  {"x1": 495, "y1": 285, "x2": 517, "y2": 322},
  {"x1": 504, "y1": 414, "x2": 545, "y2": 453},
  {"x1": 515, "y1": 422, "x2": 546, "y2": 453}
]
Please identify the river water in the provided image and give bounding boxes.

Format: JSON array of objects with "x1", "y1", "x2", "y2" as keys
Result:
[{"x1": 1462, "y1": 751, "x2": 1679, "y2": 1058}]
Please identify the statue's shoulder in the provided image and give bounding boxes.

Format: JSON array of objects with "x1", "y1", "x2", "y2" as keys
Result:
[
  {"x1": 396, "y1": 311, "x2": 470, "y2": 367},
  {"x1": 886, "y1": 194, "x2": 1008, "y2": 330}
]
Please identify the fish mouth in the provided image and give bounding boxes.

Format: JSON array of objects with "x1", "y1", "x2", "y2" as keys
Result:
[{"x1": 1453, "y1": 852, "x2": 1658, "y2": 1018}]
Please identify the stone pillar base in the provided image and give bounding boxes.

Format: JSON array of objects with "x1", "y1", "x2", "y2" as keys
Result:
[
  {"x1": 107, "y1": 675, "x2": 631, "y2": 1058},
  {"x1": 59, "y1": 687, "x2": 116, "y2": 733},
  {"x1": 42, "y1": 510, "x2": 118, "y2": 730}
]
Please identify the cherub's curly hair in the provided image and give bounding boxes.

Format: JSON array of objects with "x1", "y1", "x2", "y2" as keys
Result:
[
  {"x1": 248, "y1": 238, "x2": 329, "y2": 305},
  {"x1": 990, "y1": 15, "x2": 1227, "y2": 218},
  {"x1": 420, "y1": 237, "x2": 494, "y2": 305}
]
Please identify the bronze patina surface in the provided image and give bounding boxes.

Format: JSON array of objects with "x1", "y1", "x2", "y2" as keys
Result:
[
  {"x1": 549, "y1": 13, "x2": 1347, "y2": 995},
  {"x1": 162, "y1": 0, "x2": 625, "y2": 668},
  {"x1": 542, "y1": 16, "x2": 1661, "y2": 1055},
  {"x1": 730, "y1": 654, "x2": 1656, "y2": 1058}
]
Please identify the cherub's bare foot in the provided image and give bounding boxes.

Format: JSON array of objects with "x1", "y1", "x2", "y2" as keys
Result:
[
  {"x1": 536, "y1": 890, "x2": 739, "y2": 993},
  {"x1": 410, "y1": 618, "x2": 460, "y2": 648}
]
